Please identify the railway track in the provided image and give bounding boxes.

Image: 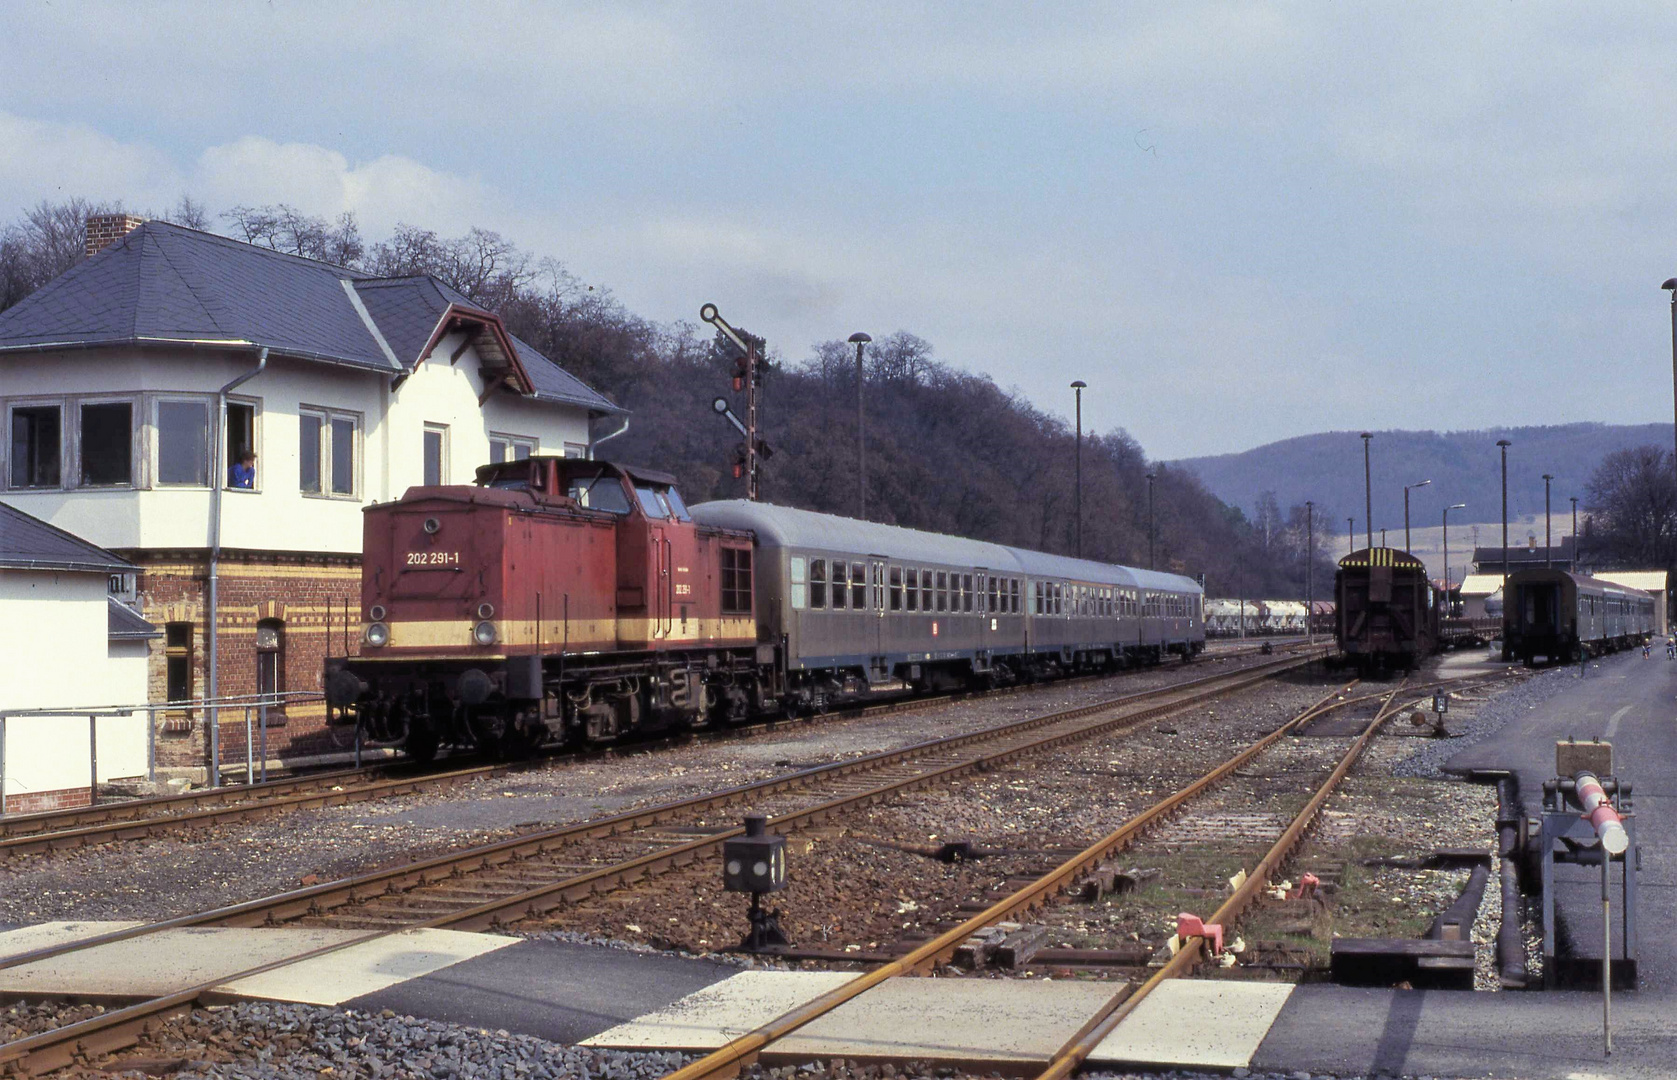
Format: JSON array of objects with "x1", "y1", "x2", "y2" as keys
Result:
[
  {"x1": 0, "y1": 649, "x2": 1331, "y2": 1074},
  {"x1": 654, "y1": 667, "x2": 1526, "y2": 1080},
  {"x1": 0, "y1": 642, "x2": 1321, "y2": 860}
]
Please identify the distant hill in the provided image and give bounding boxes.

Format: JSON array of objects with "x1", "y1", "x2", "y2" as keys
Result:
[{"x1": 1170, "y1": 423, "x2": 1674, "y2": 533}]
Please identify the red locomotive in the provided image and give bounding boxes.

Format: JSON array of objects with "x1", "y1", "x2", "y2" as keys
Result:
[{"x1": 325, "y1": 457, "x2": 767, "y2": 760}]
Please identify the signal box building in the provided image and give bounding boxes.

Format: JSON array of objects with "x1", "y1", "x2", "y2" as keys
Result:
[{"x1": 0, "y1": 216, "x2": 624, "y2": 779}]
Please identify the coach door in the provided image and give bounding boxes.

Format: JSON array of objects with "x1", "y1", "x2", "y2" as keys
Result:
[{"x1": 869, "y1": 558, "x2": 888, "y2": 681}]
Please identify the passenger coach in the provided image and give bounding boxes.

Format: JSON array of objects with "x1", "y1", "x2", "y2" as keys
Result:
[
  {"x1": 1503, "y1": 569, "x2": 1655, "y2": 664},
  {"x1": 688, "y1": 501, "x2": 1203, "y2": 710}
]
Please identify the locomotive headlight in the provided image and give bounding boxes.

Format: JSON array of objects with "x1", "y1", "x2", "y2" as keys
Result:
[
  {"x1": 473, "y1": 620, "x2": 497, "y2": 646},
  {"x1": 476, "y1": 602, "x2": 495, "y2": 620},
  {"x1": 365, "y1": 622, "x2": 390, "y2": 647}
]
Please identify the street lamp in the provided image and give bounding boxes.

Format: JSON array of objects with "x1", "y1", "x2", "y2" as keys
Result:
[
  {"x1": 1146, "y1": 471, "x2": 1157, "y2": 569},
  {"x1": 1404, "y1": 479, "x2": 1431, "y2": 552},
  {"x1": 1348, "y1": 517, "x2": 1355, "y2": 556},
  {"x1": 1498, "y1": 439, "x2": 1512, "y2": 649},
  {"x1": 1571, "y1": 496, "x2": 1579, "y2": 570},
  {"x1": 1662, "y1": 279, "x2": 1677, "y2": 481},
  {"x1": 1361, "y1": 433, "x2": 1374, "y2": 551},
  {"x1": 1071, "y1": 380, "x2": 1086, "y2": 558},
  {"x1": 1542, "y1": 474, "x2": 1555, "y2": 568},
  {"x1": 1305, "y1": 500, "x2": 1315, "y2": 644},
  {"x1": 1443, "y1": 503, "x2": 1466, "y2": 616},
  {"x1": 849, "y1": 332, "x2": 871, "y2": 520}
]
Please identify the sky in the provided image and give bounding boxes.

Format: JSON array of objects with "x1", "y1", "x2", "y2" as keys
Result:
[{"x1": 3, "y1": 3, "x2": 1676, "y2": 460}]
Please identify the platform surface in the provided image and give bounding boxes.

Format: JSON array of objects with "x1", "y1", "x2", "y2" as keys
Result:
[
  {"x1": 585, "y1": 970, "x2": 1125, "y2": 1063},
  {"x1": 1090, "y1": 979, "x2": 1293, "y2": 1069},
  {"x1": 0, "y1": 921, "x2": 515, "y2": 1005}
]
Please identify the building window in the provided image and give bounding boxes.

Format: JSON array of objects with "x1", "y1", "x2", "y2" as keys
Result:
[
  {"x1": 165, "y1": 622, "x2": 194, "y2": 709},
  {"x1": 721, "y1": 547, "x2": 752, "y2": 614},
  {"x1": 79, "y1": 401, "x2": 132, "y2": 486},
  {"x1": 489, "y1": 433, "x2": 537, "y2": 463},
  {"x1": 300, "y1": 408, "x2": 359, "y2": 497},
  {"x1": 563, "y1": 442, "x2": 588, "y2": 459},
  {"x1": 9, "y1": 404, "x2": 61, "y2": 488},
  {"x1": 156, "y1": 399, "x2": 210, "y2": 486},
  {"x1": 423, "y1": 424, "x2": 449, "y2": 486},
  {"x1": 255, "y1": 619, "x2": 285, "y2": 707},
  {"x1": 226, "y1": 401, "x2": 257, "y2": 490}
]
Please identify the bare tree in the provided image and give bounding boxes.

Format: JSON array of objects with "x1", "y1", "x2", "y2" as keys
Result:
[
  {"x1": 1584, "y1": 446, "x2": 1677, "y2": 568},
  {"x1": 0, "y1": 197, "x2": 126, "y2": 311},
  {"x1": 366, "y1": 224, "x2": 536, "y2": 309},
  {"x1": 168, "y1": 195, "x2": 211, "y2": 230},
  {"x1": 224, "y1": 204, "x2": 365, "y2": 267}
]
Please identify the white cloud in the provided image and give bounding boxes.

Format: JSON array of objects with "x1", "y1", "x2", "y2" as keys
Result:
[
  {"x1": 0, "y1": 112, "x2": 180, "y2": 210},
  {"x1": 191, "y1": 137, "x2": 494, "y2": 235}
]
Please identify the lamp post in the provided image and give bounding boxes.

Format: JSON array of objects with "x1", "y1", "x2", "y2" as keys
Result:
[
  {"x1": 1071, "y1": 380, "x2": 1086, "y2": 558},
  {"x1": 1361, "y1": 432, "x2": 1374, "y2": 551},
  {"x1": 1661, "y1": 279, "x2": 1677, "y2": 481},
  {"x1": 1348, "y1": 517, "x2": 1355, "y2": 556},
  {"x1": 1571, "y1": 496, "x2": 1579, "y2": 570},
  {"x1": 1404, "y1": 479, "x2": 1431, "y2": 552},
  {"x1": 1146, "y1": 471, "x2": 1157, "y2": 569},
  {"x1": 1542, "y1": 474, "x2": 1555, "y2": 568},
  {"x1": 1498, "y1": 439, "x2": 1512, "y2": 641},
  {"x1": 849, "y1": 332, "x2": 871, "y2": 520},
  {"x1": 1444, "y1": 503, "x2": 1466, "y2": 616},
  {"x1": 1305, "y1": 500, "x2": 1315, "y2": 644}
]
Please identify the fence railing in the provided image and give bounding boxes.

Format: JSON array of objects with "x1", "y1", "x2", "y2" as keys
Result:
[{"x1": 0, "y1": 690, "x2": 329, "y2": 811}]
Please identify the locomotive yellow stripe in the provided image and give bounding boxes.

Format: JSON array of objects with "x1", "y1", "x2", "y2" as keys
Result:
[{"x1": 366, "y1": 617, "x2": 757, "y2": 650}]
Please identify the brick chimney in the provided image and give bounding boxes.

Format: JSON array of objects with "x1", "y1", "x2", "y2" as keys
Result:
[{"x1": 84, "y1": 213, "x2": 147, "y2": 258}]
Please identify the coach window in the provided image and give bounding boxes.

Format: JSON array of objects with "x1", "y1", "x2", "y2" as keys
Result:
[
  {"x1": 933, "y1": 571, "x2": 946, "y2": 612},
  {"x1": 790, "y1": 556, "x2": 808, "y2": 610},
  {"x1": 831, "y1": 561, "x2": 848, "y2": 610},
  {"x1": 851, "y1": 562, "x2": 867, "y2": 609},
  {"x1": 920, "y1": 569, "x2": 933, "y2": 611},
  {"x1": 809, "y1": 559, "x2": 827, "y2": 608},
  {"x1": 721, "y1": 548, "x2": 752, "y2": 614},
  {"x1": 903, "y1": 567, "x2": 918, "y2": 611},
  {"x1": 962, "y1": 573, "x2": 974, "y2": 612},
  {"x1": 79, "y1": 400, "x2": 133, "y2": 487},
  {"x1": 889, "y1": 566, "x2": 903, "y2": 611}
]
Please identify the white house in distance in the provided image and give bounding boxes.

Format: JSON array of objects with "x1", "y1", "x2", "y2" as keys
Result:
[
  {"x1": 0, "y1": 501, "x2": 157, "y2": 811},
  {"x1": 0, "y1": 215, "x2": 627, "y2": 779}
]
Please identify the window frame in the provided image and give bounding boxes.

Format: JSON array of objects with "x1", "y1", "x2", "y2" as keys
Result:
[
  {"x1": 152, "y1": 395, "x2": 214, "y2": 489},
  {"x1": 223, "y1": 395, "x2": 261, "y2": 493},
  {"x1": 423, "y1": 423, "x2": 450, "y2": 487},
  {"x1": 850, "y1": 561, "x2": 867, "y2": 610},
  {"x1": 809, "y1": 557, "x2": 827, "y2": 609},
  {"x1": 76, "y1": 396, "x2": 137, "y2": 489},
  {"x1": 6, "y1": 398, "x2": 66, "y2": 491},
  {"x1": 298, "y1": 405, "x2": 363, "y2": 500},
  {"x1": 488, "y1": 431, "x2": 538, "y2": 464}
]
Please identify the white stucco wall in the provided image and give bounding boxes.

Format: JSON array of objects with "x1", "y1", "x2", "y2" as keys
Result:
[
  {"x1": 0, "y1": 339, "x2": 594, "y2": 555},
  {"x1": 0, "y1": 571, "x2": 149, "y2": 798}
]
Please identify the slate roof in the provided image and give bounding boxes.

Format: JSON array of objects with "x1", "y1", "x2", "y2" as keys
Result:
[
  {"x1": 0, "y1": 501, "x2": 132, "y2": 573},
  {"x1": 0, "y1": 222, "x2": 623, "y2": 415},
  {"x1": 108, "y1": 597, "x2": 161, "y2": 640}
]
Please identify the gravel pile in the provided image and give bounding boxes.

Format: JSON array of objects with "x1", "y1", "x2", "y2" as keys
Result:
[
  {"x1": 1391, "y1": 659, "x2": 1583, "y2": 779},
  {"x1": 90, "y1": 1001, "x2": 689, "y2": 1080}
]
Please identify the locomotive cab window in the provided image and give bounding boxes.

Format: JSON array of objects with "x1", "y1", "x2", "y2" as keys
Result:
[
  {"x1": 566, "y1": 470, "x2": 632, "y2": 514},
  {"x1": 721, "y1": 548, "x2": 752, "y2": 613},
  {"x1": 634, "y1": 483, "x2": 673, "y2": 518}
]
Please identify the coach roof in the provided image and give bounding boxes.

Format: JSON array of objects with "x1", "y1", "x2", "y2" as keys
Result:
[{"x1": 689, "y1": 500, "x2": 1200, "y2": 593}]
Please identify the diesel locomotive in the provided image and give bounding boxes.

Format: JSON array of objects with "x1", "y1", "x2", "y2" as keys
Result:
[{"x1": 324, "y1": 455, "x2": 1205, "y2": 759}]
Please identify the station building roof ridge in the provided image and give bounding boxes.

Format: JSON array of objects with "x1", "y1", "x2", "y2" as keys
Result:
[
  {"x1": 0, "y1": 501, "x2": 132, "y2": 574},
  {"x1": 688, "y1": 500, "x2": 1201, "y2": 592},
  {"x1": 0, "y1": 220, "x2": 623, "y2": 415}
]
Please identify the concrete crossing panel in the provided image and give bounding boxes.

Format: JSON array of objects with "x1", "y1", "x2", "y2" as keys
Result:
[{"x1": 1089, "y1": 979, "x2": 1293, "y2": 1070}]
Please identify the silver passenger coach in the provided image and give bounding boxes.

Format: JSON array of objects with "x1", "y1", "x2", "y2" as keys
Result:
[{"x1": 690, "y1": 501, "x2": 1204, "y2": 708}]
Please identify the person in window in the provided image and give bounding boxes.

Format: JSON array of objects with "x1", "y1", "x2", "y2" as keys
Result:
[{"x1": 229, "y1": 449, "x2": 256, "y2": 489}]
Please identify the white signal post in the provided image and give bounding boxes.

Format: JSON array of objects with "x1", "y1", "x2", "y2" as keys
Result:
[{"x1": 702, "y1": 304, "x2": 761, "y2": 501}]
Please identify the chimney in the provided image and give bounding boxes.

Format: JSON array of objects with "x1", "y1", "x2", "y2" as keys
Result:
[{"x1": 85, "y1": 213, "x2": 147, "y2": 259}]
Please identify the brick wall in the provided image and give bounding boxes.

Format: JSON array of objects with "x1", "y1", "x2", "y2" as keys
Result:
[
  {"x1": 8, "y1": 787, "x2": 93, "y2": 814},
  {"x1": 129, "y1": 549, "x2": 362, "y2": 776},
  {"x1": 84, "y1": 214, "x2": 147, "y2": 258}
]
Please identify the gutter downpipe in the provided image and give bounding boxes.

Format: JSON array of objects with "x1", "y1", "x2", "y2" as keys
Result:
[
  {"x1": 588, "y1": 414, "x2": 629, "y2": 460},
  {"x1": 206, "y1": 347, "x2": 268, "y2": 788}
]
